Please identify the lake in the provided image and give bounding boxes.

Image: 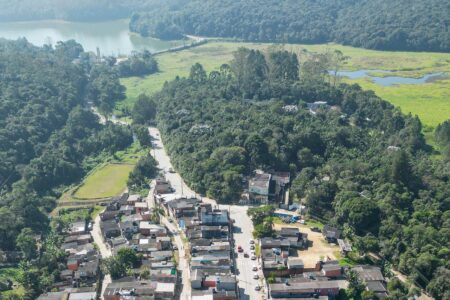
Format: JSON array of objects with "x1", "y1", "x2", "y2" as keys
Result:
[
  {"x1": 0, "y1": 19, "x2": 186, "y2": 56},
  {"x1": 334, "y1": 69, "x2": 448, "y2": 87}
]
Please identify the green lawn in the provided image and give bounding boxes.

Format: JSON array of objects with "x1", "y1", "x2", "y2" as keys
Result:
[{"x1": 74, "y1": 163, "x2": 134, "y2": 199}]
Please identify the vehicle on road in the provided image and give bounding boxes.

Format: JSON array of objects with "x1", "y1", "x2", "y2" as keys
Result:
[
  {"x1": 253, "y1": 273, "x2": 259, "y2": 279},
  {"x1": 168, "y1": 167, "x2": 175, "y2": 173},
  {"x1": 237, "y1": 245, "x2": 243, "y2": 252},
  {"x1": 173, "y1": 245, "x2": 178, "y2": 250},
  {"x1": 310, "y1": 227, "x2": 321, "y2": 232},
  {"x1": 244, "y1": 252, "x2": 249, "y2": 258},
  {"x1": 249, "y1": 239, "x2": 255, "y2": 244},
  {"x1": 255, "y1": 286, "x2": 261, "y2": 291},
  {"x1": 251, "y1": 255, "x2": 257, "y2": 260},
  {"x1": 250, "y1": 245, "x2": 255, "y2": 250},
  {"x1": 252, "y1": 265, "x2": 258, "y2": 271}
]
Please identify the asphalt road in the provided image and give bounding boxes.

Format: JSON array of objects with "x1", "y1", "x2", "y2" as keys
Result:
[{"x1": 147, "y1": 127, "x2": 264, "y2": 299}]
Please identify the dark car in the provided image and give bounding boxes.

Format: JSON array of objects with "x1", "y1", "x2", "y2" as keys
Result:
[
  {"x1": 310, "y1": 227, "x2": 321, "y2": 232},
  {"x1": 244, "y1": 252, "x2": 249, "y2": 258}
]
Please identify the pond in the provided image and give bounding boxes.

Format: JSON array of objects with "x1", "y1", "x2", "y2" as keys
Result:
[
  {"x1": 334, "y1": 69, "x2": 448, "y2": 86},
  {"x1": 0, "y1": 19, "x2": 187, "y2": 56}
]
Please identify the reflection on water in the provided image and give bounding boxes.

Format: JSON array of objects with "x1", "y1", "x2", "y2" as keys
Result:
[
  {"x1": 334, "y1": 69, "x2": 448, "y2": 86},
  {"x1": 0, "y1": 19, "x2": 186, "y2": 55}
]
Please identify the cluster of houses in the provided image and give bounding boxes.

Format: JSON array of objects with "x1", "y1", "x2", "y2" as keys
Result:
[
  {"x1": 259, "y1": 223, "x2": 388, "y2": 299},
  {"x1": 155, "y1": 194, "x2": 238, "y2": 300},
  {"x1": 37, "y1": 218, "x2": 99, "y2": 299},
  {"x1": 98, "y1": 193, "x2": 178, "y2": 299}
]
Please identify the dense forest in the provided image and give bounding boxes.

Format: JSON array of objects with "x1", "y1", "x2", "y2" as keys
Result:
[
  {"x1": 1, "y1": 0, "x2": 447, "y2": 52},
  {"x1": 0, "y1": 39, "x2": 133, "y2": 255},
  {"x1": 130, "y1": 0, "x2": 450, "y2": 52},
  {"x1": 137, "y1": 48, "x2": 449, "y2": 299}
]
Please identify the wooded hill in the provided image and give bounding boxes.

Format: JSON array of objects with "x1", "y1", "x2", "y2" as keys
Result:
[
  {"x1": 130, "y1": 0, "x2": 450, "y2": 52},
  {"x1": 139, "y1": 48, "x2": 449, "y2": 299},
  {"x1": 0, "y1": 39, "x2": 133, "y2": 252}
]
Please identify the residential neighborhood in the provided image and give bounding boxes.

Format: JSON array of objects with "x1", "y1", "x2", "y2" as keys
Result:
[{"x1": 34, "y1": 128, "x2": 416, "y2": 300}]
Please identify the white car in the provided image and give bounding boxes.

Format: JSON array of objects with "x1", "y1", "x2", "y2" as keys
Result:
[
  {"x1": 251, "y1": 255, "x2": 257, "y2": 260},
  {"x1": 253, "y1": 273, "x2": 259, "y2": 279},
  {"x1": 249, "y1": 239, "x2": 255, "y2": 244},
  {"x1": 252, "y1": 265, "x2": 258, "y2": 271}
]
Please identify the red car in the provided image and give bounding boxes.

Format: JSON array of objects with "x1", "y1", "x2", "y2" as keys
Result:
[{"x1": 237, "y1": 245, "x2": 243, "y2": 253}]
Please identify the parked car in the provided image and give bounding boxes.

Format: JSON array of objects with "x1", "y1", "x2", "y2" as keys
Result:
[
  {"x1": 310, "y1": 227, "x2": 321, "y2": 232},
  {"x1": 251, "y1": 255, "x2": 257, "y2": 260},
  {"x1": 168, "y1": 168, "x2": 175, "y2": 173},
  {"x1": 244, "y1": 252, "x2": 249, "y2": 258},
  {"x1": 252, "y1": 265, "x2": 258, "y2": 271},
  {"x1": 249, "y1": 239, "x2": 255, "y2": 244},
  {"x1": 237, "y1": 245, "x2": 243, "y2": 253},
  {"x1": 250, "y1": 245, "x2": 255, "y2": 250},
  {"x1": 253, "y1": 273, "x2": 259, "y2": 279},
  {"x1": 255, "y1": 286, "x2": 261, "y2": 291},
  {"x1": 173, "y1": 245, "x2": 178, "y2": 250}
]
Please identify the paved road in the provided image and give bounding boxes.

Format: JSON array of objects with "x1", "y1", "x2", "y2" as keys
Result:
[
  {"x1": 92, "y1": 212, "x2": 112, "y2": 299},
  {"x1": 147, "y1": 127, "x2": 263, "y2": 299}
]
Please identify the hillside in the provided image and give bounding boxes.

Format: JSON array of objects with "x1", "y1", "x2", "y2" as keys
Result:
[
  {"x1": 144, "y1": 48, "x2": 449, "y2": 299},
  {"x1": 130, "y1": 0, "x2": 450, "y2": 52}
]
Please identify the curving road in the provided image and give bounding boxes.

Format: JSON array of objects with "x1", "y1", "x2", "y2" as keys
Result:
[{"x1": 147, "y1": 127, "x2": 264, "y2": 299}]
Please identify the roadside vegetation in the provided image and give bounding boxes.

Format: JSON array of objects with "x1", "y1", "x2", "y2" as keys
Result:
[{"x1": 141, "y1": 47, "x2": 449, "y2": 299}]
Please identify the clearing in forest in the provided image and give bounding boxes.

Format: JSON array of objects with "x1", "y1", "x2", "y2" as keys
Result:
[{"x1": 74, "y1": 163, "x2": 134, "y2": 199}]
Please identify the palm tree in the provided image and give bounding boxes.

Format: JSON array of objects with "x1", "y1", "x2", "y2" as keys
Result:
[{"x1": 151, "y1": 207, "x2": 165, "y2": 223}]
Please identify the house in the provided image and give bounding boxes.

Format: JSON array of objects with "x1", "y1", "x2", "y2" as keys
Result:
[
  {"x1": 248, "y1": 173, "x2": 272, "y2": 203},
  {"x1": 337, "y1": 239, "x2": 352, "y2": 256},
  {"x1": 321, "y1": 261, "x2": 342, "y2": 277},
  {"x1": 155, "y1": 282, "x2": 176, "y2": 299},
  {"x1": 139, "y1": 222, "x2": 167, "y2": 237},
  {"x1": 60, "y1": 269, "x2": 74, "y2": 281},
  {"x1": 269, "y1": 279, "x2": 348, "y2": 298},
  {"x1": 272, "y1": 172, "x2": 291, "y2": 205},
  {"x1": 279, "y1": 227, "x2": 308, "y2": 248},
  {"x1": 135, "y1": 201, "x2": 149, "y2": 214},
  {"x1": 154, "y1": 178, "x2": 173, "y2": 194},
  {"x1": 166, "y1": 197, "x2": 199, "y2": 218},
  {"x1": 37, "y1": 292, "x2": 69, "y2": 300},
  {"x1": 127, "y1": 194, "x2": 142, "y2": 205},
  {"x1": 100, "y1": 220, "x2": 121, "y2": 239},
  {"x1": 119, "y1": 205, "x2": 135, "y2": 216},
  {"x1": 103, "y1": 279, "x2": 156, "y2": 300},
  {"x1": 307, "y1": 101, "x2": 329, "y2": 114},
  {"x1": 68, "y1": 221, "x2": 87, "y2": 236},
  {"x1": 67, "y1": 258, "x2": 79, "y2": 271},
  {"x1": 74, "y1": 259, "x2": 99, "y2": 282},
  {"x1": 99, "y1": 210, "x2": 120, "y2": 221},
  {"x1": 287, "y1": 258, "x2": 304, "y2": 275},
  {"x1": 353, "y1": 265, "x2": 387, "y2": 299},
  {"x1": 68, "y1": 291, "x2": 96, "y2": 300},
  {"x1": 322, "y1": 225, "x2": 341, "y2": 243},
  {"x1": 64, "y1": 234, "x2": 92, "y2": 246},
  {"x1": 156, "y1": 236, "x2": 172, "y2": 250},
  {"x1": 200, "y1": 209, "x2": 229, "y2": 226}
]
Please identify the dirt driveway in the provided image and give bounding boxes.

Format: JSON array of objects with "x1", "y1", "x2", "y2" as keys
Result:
[{"x1": 273, "y1": 223, "x2": 339, "y2": 268}]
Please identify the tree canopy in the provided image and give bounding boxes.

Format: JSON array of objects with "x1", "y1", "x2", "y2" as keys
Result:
[{"x1": 144, "y1": 47, "x2": 449, "y2": 298}]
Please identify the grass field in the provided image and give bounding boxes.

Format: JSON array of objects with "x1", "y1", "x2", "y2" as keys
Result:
[
  {"x1": 74, "y1": 163, "x2": 134, "y2": 199},
  {"x1": 119, "y1": 41, "x2": 450, "y2": 132}
]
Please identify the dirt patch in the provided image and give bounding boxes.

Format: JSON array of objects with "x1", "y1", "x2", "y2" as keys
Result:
[{"x1": 273, "y1": 223, "x2": 339, "y2": 268}]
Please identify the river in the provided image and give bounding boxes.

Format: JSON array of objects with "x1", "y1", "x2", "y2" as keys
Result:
[{"x1": 0, "y1": 19, "x2": 187, "y2": 56}]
